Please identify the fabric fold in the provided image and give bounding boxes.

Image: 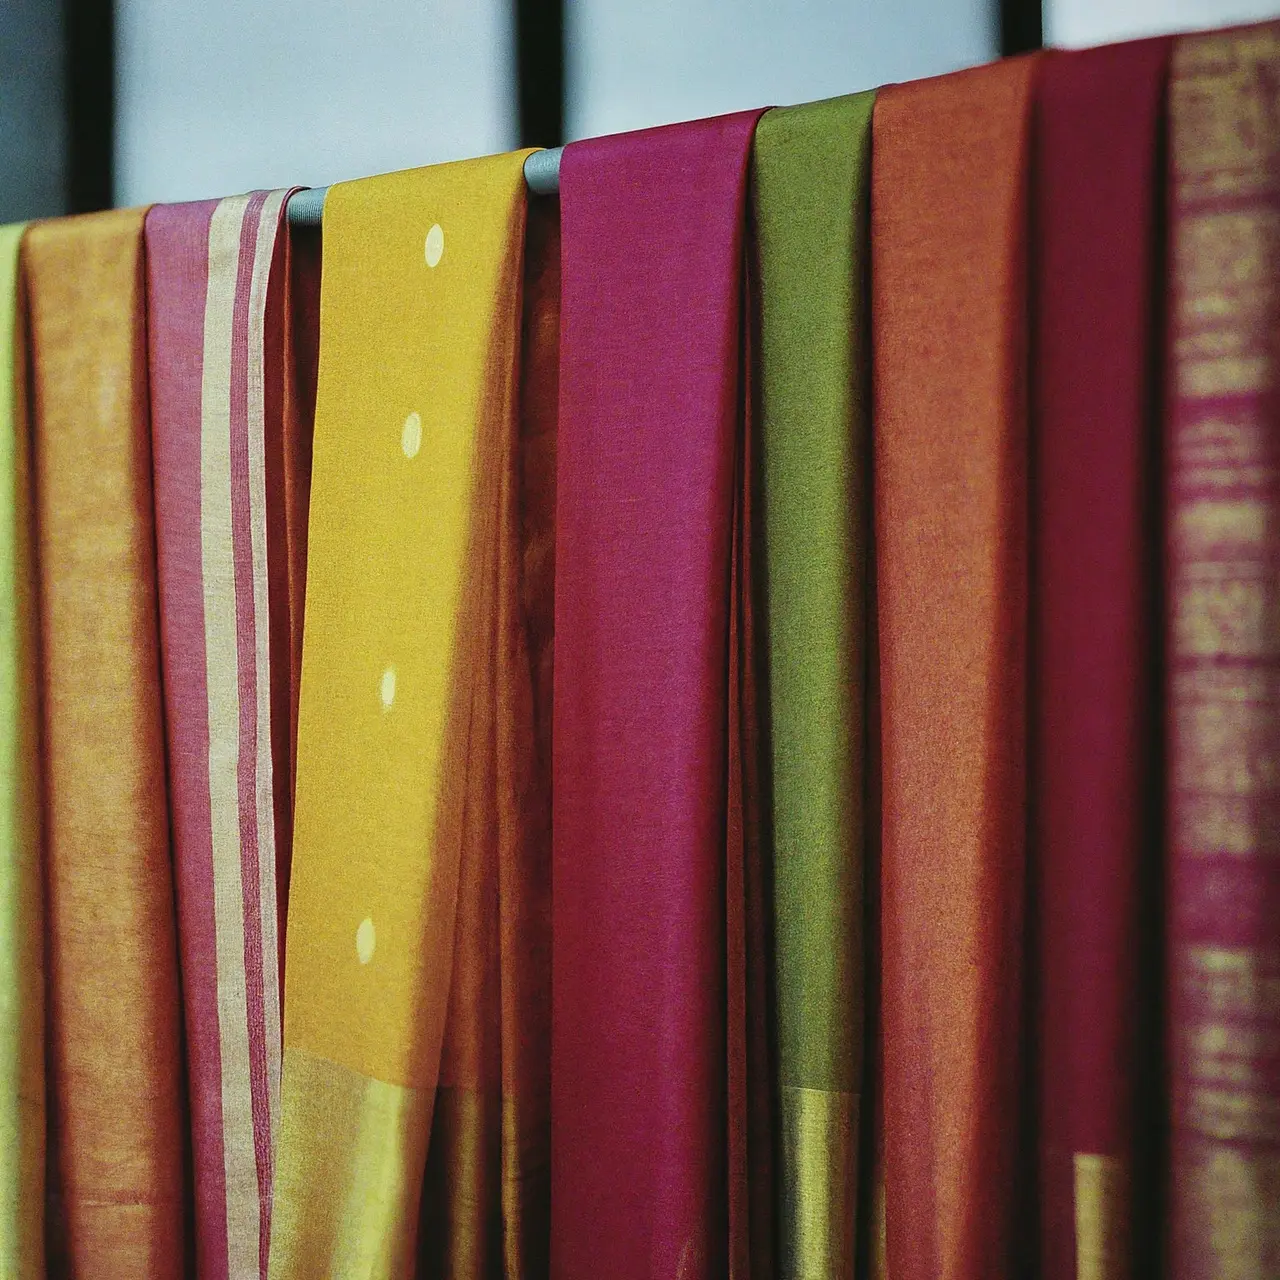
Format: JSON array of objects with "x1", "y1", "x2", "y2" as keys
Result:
[
  {"x1": 872, "y1": 57, "x2": 1036, "y2": 1280},
  {"x1": 752, "y1": 91, "x2": 875, "y2": 1280},
  {"x1": 0, "y1": 220, "x2": 43, "y2": 1280},
  {"x1": 726, "y1": 170, "x2": 772, "y2": 1280},
  {"x1": 268, "y1": 151, "x2": 542, "y2": 1280},
  {"x1": 25, "y1": 206, "x2": 187, "y2": 1278},
  {"x1": 145, "y1": 188, "x2": 314, "y2": 1280},
  {"x1": 1032, "y1": 39, "x2": 1171, "y2": 1280},
  {"x1": 416, "y1": 189, "x2": 557, "y2": 1280},
  {"x1": 552, "y1": 109, "x2": 762, "y2": 1280}
]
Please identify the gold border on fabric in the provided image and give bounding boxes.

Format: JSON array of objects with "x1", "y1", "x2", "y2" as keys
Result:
[
  {"x1": 268, "y1": 1046, "x2": 431, "y2": 1280},
  {"x1": 872, "y1": 1166, "x2": 888, "y2": 1280},
  {"x1": 780, "y1": 1085, "x2": 858, "y2": 1278},
  {"x1": 1073, "y1": 1153, "x2": 1129, "y2": 1280}
]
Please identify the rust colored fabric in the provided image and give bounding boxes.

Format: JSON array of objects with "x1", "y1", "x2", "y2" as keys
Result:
[
  {"x1": 416, "y1": 193, "x2": 558, "y2": 1280},
  {"x1": 24, "y1": 207, "x2": 187, "y2": 1277},
  {"x1": 871, "y1": 57, "x2": 1036, "y2": 1280}
]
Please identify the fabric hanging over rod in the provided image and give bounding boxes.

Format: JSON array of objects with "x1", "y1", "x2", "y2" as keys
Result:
[
  {"x1": 285, "y1": 147, "x2": 564, "y2": 225},
  {"x1": 6, "y1": 19, "x2": 1280, "y2": 1280}
]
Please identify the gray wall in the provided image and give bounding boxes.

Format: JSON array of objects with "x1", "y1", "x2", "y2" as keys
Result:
[
  {"x1": 567, "y1": 0, "x2": 998, "y2": 140},
  {"x1": 113, "y1": 0, "x2": 1002, "y2": 206},
  {"x1": 115, "y1": 0, "x2": 515, "y2": 206},
  {"x1": 0, "y1": 0, "x2": 67, "y2": 222},
  {"x1": 1047, "y1": 0, "x2": 1280, "y2": 45}
]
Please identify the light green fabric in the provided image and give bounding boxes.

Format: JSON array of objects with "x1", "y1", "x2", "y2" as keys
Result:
[
  {"x1": 0, "y1": 221, "x2": 43, "y2": 1278},
  {"x1": 753, "y1": 92, "x2": 874, "y2": 1279}
]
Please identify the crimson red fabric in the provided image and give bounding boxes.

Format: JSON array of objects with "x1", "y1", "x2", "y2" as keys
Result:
[
  {"x1": 1033, "y1": 38, "x2": 1171, "y2": 1279},
  {"x1": 551, "y1": 110, "x2": 763, "y2": 1280}
]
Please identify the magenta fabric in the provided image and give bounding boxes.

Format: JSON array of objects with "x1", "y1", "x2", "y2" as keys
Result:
[
  {"x1": 551, "y1": 110, "x2": 763, "y2": 1280},
  {"x1": 1032, "y1": 38, "x2": 1170, "y2": 1279}
]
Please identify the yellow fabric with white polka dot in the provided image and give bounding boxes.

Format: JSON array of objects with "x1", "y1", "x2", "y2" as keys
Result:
[{"x1": 268, "y1": 150, "x2": 535, "y2": 1280}]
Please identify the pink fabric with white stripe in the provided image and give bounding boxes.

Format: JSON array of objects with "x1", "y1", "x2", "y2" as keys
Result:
[{"x1": 146, "y1": 191, "x2": 294, "y2": 1280}]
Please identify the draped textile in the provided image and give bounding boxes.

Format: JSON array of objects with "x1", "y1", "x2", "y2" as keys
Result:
[
  {"x1": 871, "y1": 58, "x2": 1035, "y2": 1280},
  {"x1": 145, "y1": 190, "x2": 310, "y2": 1280},
  {"x1": 752, "y1": 91, "x2": 874, "y2": 1280},
  {"x1": 0, "y1": 221, "x2": 42, "y2": 1280},
  {"x1": 1166, "y1": 24, "x2": 1280, "y2": 1277},
  {"x1": 727, "y1": 174, "x2": 772, "y2": 1280},
  {"x1": 552, "y1": 110, "x2": 762, "y2": 1280},
  {"x1": 1033, "y1": 39, "x2": 1170, "y2": 1280},
  {"x1": 282, "y1": 222, "x2": 320, "y2": 810},
  {"x1": 269, "y1": 152, "x2": 542, "y2": 1279},
  {"x1": 24, "y1": 207, "x2": 187, "y2": 1278},
  {"x1": 416, "y1": 190, "x2": 557, "y2": 1280}
]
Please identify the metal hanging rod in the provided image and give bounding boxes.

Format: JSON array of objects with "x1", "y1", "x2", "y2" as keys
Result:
[{"x1": 286, "y1": 146, "x2": 563, "y2": 227}]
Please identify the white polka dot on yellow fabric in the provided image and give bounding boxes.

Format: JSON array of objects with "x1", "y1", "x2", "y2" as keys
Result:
[
  {"x1": 425, "y1": 223, "x2": 444, "y2": 268},
  {"x1": 380, "y1": 666, "x2": 396, "y2": 709},
  {"x1": 356, "y1": 917, "x2": 376, "y2": 964},
  {"x1": 402, "y1": 411, "x2": 422, "y2": 458}
]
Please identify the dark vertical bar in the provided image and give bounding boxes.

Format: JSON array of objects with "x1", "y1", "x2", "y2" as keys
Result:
[
  {"x1": 1001, "y1": 0, "x2": 1043, "y2": 57},
  {"x1": 516, "y1": 0, "x2": 564, "y2": 149},
  {"x1": 63, "y1": 0, "x2": 114, "y2": 212}
]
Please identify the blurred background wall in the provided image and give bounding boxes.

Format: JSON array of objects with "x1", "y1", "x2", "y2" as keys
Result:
[
  {"x1": 1047, "y1": 0, "x2": 1279, "y2": 44},
  {"x1": 114, "y1": 0, "x2": 1002, "y2": 204},
  {"x1": 116, "y1": 0, "x2": 514, "y2": 204},
  {"x1": 1, "y1": 0, "x2": 1276, "y2": 222},
  {"x1": 0, "y1": 0, "x2": 65, "y2": 222},
  {"x1": 566, "y1": 0, "x2": 995, "y2": 141}
]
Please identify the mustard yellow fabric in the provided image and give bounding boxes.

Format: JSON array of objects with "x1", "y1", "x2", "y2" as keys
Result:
[
  {"x1": 269, "y1": 152, "x2": 534, "y2": 1279},
  {"x1": 0, "y1": 221, "x2": 43, "y2": 1280}
]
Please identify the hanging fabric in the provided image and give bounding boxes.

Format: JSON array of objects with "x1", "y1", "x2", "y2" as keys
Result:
[
  {"x1": 872, "y1": 57, "x2": 1036, "y2": 1280},
  {"x1": 752, "y1": 90, "x2": 875, "y2": 1280},
  {"x1": 726, "y1": 136, "x2": 771, "y2": 1280},
  {"x1": 551, "y1": 109, "x2": 762, "y2": 1280},
  {"x1": 25, "y1": 208, "x2": 187, "y2": 1278},
  {"x1": 1032, "y1": 37, "x2": 1171, "y2": 1280},
  {"x1": 268, "y1": 150, "x2": 544, "y2": 1279},
  {"x1": 727, "y1": 173, "x2": 771, "y2": 1280},
  {"x1": 145, "y1": 189, "x2": 312, "y2": 1280},
  {"x1": 1166, "y1": 23, "x2": 1280, "y2": 1275},
  {"x1": 282, "y1": 218, "x2": 320, "y2": 804},
  {"x1": 415, "y1": 187, "x2": 557, "y2": 1280},
  {"x1": 0, "y1": 220, "x2": 42, "y2": 1280}
]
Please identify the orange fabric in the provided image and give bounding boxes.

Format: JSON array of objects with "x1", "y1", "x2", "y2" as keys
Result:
[
  {"x1": 871, "y1": 57, "x2": 1036, "y2": 1280},
  {"x1": 417, "y1": 196, "x2": 557, "y2": 1280},
  {"x1": 24, "y1": 208, "x2": 187, "y2": 1278}
]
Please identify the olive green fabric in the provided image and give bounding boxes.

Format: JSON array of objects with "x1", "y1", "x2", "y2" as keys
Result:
[
  {"x1": 752, "y1": 92, "x2": 874, "y2": 1279},
  {"x1": 0, "y1": 220, "x2": 43, "y2": 1279}
]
